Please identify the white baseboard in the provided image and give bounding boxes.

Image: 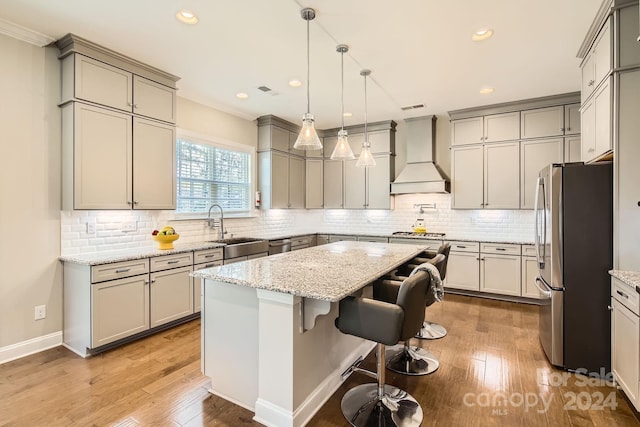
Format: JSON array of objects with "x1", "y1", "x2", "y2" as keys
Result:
[
  {"x1": 253, "y1": 340, "x2": 376, "y2": 427},
  {"x1": 0, "y1": 331, "x2": 63, "y2": 365}
]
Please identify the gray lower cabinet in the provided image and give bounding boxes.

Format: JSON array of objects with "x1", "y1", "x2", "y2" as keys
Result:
[
  {"x1": 445, "y1": 243, "x2": 481, "y2": 291},
  {"x1": 150, "y1": 265, "x2": 193, "y2": 328},
  {"x1": 91, "y1": 274, "x2": 150, "y2": 348}
]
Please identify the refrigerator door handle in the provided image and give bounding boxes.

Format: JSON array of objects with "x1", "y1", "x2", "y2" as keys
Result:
[
  {"x1": 534, "y1": 176, "x2": 545, "y2": 269},
  {"x1": 535, "y1": 277, "x2": 552, "y2": 298}
]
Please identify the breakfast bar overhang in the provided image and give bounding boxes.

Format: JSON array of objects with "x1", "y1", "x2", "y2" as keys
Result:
[{"x1": 191, "y1": 241, "x2": 427, "y2": 427}]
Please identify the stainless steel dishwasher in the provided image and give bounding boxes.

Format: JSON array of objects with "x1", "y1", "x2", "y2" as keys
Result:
[{"x1": 268, "y1": 238, "x2": 291, "y2": 255}]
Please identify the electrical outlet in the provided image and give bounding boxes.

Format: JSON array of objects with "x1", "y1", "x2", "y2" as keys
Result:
[
  {"x1": 122, "y1": 221, "x2": 137, "y2": 232},
  {"x1": 86, "y1": 222, "x2": 96, "y2": 234},
  {"x1": 35, "y1": 305, "x2": 46, "y2": 320}
]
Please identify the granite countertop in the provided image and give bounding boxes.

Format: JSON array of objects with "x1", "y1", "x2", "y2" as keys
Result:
[
  {"x1": 610, "y1": 270, "x2": 640, "y2": 293},
  {"x1": 191, "y1": 241, "x2": 426, "y2": 302},
  {"x1": 59, "y1": 241, "x2": 226, "y2": 266}
]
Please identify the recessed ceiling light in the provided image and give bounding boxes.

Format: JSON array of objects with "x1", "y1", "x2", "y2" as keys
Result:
[
  {"x1": 289, "y1": 79, "x2": 302, "y2": 88},
  {"x1": 480, "y1": 87, "x2": 495, "y2": 94},
  {"x1": 236, "y1": 92, "x2": 249, "y2": 99},
  {"x1": 472, "y1": 28, "x2": 494, "y2": 41},
  {"x1": 176, "y1": 10, "x2": 198, "y2": 25},
  {"x1": 343, "y1": 112, "x2": 352, "y2": 118}
]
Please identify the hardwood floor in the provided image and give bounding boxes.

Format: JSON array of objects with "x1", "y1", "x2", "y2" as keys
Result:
[{"x1": 1, "y1": 294, "x2": 638, "y2": 426}]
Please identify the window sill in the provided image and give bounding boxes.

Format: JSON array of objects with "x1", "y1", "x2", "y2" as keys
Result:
[{"x1": 171, "y1": 212, "x2": 258, "y2": 221}]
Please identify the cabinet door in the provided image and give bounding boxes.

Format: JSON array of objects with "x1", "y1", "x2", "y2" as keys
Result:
[
  {"x1": 521, "y1": 257, "x2": 543, "y2": 299},
  {"x1": 480, "y1": 254, "x2": 521, "y2": 296},
  {"x1": 484, "y1": 142, "x2": 519, "y2": 209},
  {"x1": 289, "y1": 129, "x2": 308, "y2": 157},
  {"x1": 344, "y1": 159, "x2": 366, "y2": 209},
  {"x1": 366, "y1": 155, "x2": 392, "y2": 209},
  {"x1": 520, "y1": 106, "x2": 564, "y2": 139},
  {"x1": 520, "y1": 138, "x2": 563, "y2": 209},
  {"x1": 592, "y1": 19, "x2": 611, "y2": 88},
  {"x1": 74, "y1": 54, "x2": 132, "y2": 112},
  {"x1": 288, "y1": 155, "x2": 305, "y2": 208},
  {"x1": 91, "y1": 275, "x2": 149, "y2": 348},
  {"x1": 581, "y1": 54, "x2": 595, "y2": 102},
  {"x1": 451, "y1": 117, "x2": 483, "y2": 146},
  {"x1": 72, "y1": 102, "x2": 132, "y2": 209},
  {"x1": 611, "y1": 298, "x2": 640, "y2": 405},
  {"x1": 445, "y1": 252, "x2": 480, "y2": 291},
  {"x1": 323, "y1": 160, "x2": 343, "y2": 208},
  {"x1": 484, "y1": 112, "x2": 520, "y2": 142},
  {"x1": 133, "y1": 76, "x2": 176, "y2": 123},
  {"x1": 564, "y1": 103, "x2": 581, "y2": 135},
  {"x1": 323, "y1": 136, "x2": 338, "y2": 159},
  {"x1": 133, "y1": 118, "x2": 176, "y2": 209},
  {"x1": 594, "y1": 78, "x2": 612, "y2": 159},
  {"x1": 368, "y1": 130, "x2": 393, "y2": 154},
  {"x1": 451, "y1": 145, "x2": 483, "y2": 209},
  {"x1": 150, "y1": 266, "x2": 193, "y2": 328},
  {"x1": 564, "y1": 136, "x2": 581, "y2": 163},
  {"x1": 270, "y1": 151, "x2": 290, "y2": 208},
  {"x1": 305, "y1": 159, "x2": 323, "y2": 208},
  {"x1": 269, "y1": 126, "x2": 290, "y2": 152},
  {"x1": 581, "y1": 99, "x2": 596, "y2": 160}
]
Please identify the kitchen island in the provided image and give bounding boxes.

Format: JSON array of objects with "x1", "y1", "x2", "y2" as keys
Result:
[{"x1": 192, "y1": 241, "x2": 427, "y2": 427}]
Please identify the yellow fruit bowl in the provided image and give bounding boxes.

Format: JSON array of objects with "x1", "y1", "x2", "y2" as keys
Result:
[
  {"x1": 153, "y1": 233, "x2": 180, "y2": 250},
  {"x1": 413, "y1": 227, "x2": 427, "y2": 234}
]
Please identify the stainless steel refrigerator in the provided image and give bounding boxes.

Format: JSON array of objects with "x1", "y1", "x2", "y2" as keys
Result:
[{"x1": 534, "y1": 162, "x2": 612, "y2": 375}]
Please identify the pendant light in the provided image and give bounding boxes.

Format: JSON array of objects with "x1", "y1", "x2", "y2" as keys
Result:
[
  {"x1": 293, "y1": 8, "x2": 323, "y2": 151},
  {"x1": 330, "y1": 44, "x2": 355, "y2": 160},
  {"x1": 356, "y1": 69, "x2": 376, "y2": 167}
]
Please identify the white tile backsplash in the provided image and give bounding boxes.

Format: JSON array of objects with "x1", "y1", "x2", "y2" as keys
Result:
[{"x1": 60, "y1": 193, "x2": 535, "y2": 255}]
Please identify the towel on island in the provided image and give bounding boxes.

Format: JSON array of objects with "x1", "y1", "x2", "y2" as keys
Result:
[{"x1": 409, "y1": 262, "x2": 443, "y2": 305}]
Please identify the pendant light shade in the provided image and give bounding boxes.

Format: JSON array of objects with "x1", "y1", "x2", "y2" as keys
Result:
[
  {"x1": 294, "y1": 8, "x2": 323, "y2": 151},
  {"x1": 356, "y1": 69, "x2": 376, "y2": 167},
  {"x1": 330, "y1": 45, "x2": 355, "y2": 160}
]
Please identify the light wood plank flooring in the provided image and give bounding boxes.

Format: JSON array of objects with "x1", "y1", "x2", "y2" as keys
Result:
[{"x1": 1, "y1": 294, "x2": 638, "y2": 426}]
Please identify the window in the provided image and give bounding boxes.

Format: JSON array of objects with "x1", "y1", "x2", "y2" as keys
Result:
[{"x1": 176, "y1": 137, "x2": 251, "y2": 213}]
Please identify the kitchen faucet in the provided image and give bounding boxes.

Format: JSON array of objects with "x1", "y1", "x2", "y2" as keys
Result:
[{"x1": 207, "y1": 204, "x2": 227, "y2": 240}]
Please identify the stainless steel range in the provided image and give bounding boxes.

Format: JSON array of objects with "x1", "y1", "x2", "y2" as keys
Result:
[{"x1": 392, "y1": 231, "x2": 446, "y2": 238}]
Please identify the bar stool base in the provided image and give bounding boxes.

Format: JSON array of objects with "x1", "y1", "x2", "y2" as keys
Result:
[
  {"x1": 341, "y1": 383, "x2": 423, "y2": 427},
  {"x1": 415, "y1": 321, "x2": 447, "y2": 340},
  {"x1": 386, "y1": 343, "x2": 440, "y2": 376}
]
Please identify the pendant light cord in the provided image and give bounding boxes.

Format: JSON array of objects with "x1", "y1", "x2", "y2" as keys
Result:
[
  {"x1": 364, "y1": 73, "x2": 368, "y2": 142},
  {"x1": 341, "y1": 51, "x2": 345, "y2": 130},
  {"x1": 306, "y1": 18, "x2": 310, "y2": 114}
]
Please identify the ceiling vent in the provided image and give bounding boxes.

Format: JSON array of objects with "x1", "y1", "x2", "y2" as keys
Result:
[
  {"x1": 401, "y1": 104, "x2": 425, "y2": 111},
  {"x1": 257, "y1": 86, "x2": 272, "y2": 92}
]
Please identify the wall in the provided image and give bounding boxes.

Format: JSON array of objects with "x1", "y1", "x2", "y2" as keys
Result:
[{"x1": 0, "y1": 34, "x2": 62, "y2": 350}]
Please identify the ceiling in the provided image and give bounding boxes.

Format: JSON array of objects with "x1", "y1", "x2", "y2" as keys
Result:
[{"x1": 0, "y1": 0, "x2": 603, "y2": 129}]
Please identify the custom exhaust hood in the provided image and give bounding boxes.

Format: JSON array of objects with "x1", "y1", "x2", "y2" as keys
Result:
[{"x1": 391, "y1": 115, "x2": 450, "y2": 194}]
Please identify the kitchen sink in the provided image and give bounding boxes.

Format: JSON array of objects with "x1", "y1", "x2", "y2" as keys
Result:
[{"x1": 208, "y1": 237, "x2": 269, "y2": 259}]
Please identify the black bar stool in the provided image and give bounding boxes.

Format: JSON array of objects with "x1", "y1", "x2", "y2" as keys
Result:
[{"x1": 335, "y1": 270, "x2": 431, "y2": 427}]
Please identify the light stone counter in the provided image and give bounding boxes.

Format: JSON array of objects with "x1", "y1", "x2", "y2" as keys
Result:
[
  {"x1": 192, "y1": 241, "x2": 426, "y2": 302},
  {"x1": 60, "y1": 241, "x2": 226, "y2": 265},
  {"x1": 610, "y1": 270, "x2": 640, "y2": 293}
]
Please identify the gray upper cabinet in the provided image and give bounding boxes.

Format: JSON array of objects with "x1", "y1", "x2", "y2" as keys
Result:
[
  {"x1": 305, "y1": 159, "x2": 323, "y2": 209},
  {"x1": 323, "y1": 160, "x2": 343, "y2": 208},
  {"x1": 564, "y1": 103, "x2": 581, "y2": 135},
  {"x1": 483, "y1": 112, "x2": 520, "y2": 143},
  {"x1": 520, "y1": 106, "x2": 565, "y2": 139},
  {"x1": 581, "y1": 18, "x2": 611, "y2": 103},
  {"x1": 62, "y1": 53, "x2": 176, "y2": 124},
  {"x1": 258, "y1": 125, "x2": 290, "y2": 152},
  {"x1": 451, "y1": 117, "x2": 483, "y2": 146}
]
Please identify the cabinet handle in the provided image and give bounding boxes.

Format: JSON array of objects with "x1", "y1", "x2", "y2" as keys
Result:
[
  {"x1": 588, "y1": 80, "x2": 595, "y2": 86},
  {"x1": 496, "y1": 248, "x2": 506, "y2": 251},
  {"x1": 144, "y1": 279, "x2": 150, "y2": 285},
  {"x1": 167, "y1": 260, "x2": 180, "y2": 264},
  {"x1": 481, "y1": 258, "x2": 485, "y2": 261},
  {"x1": 616, "y1": 290, "x2": 628, "y2": 299},
  {"x1": 457, "y1": 245, "x2": 467, "y2": 248},
  {"x1": 133, "y1": 201, "x2": 138, "y2": 205},
  {"x1": 127, "y1": 201, "x2": 133, "y2": 205},
  {"x1": 485, "y1": 203, "x2": 489, "y2": 206},
  {"x1": 560, "y1": 128, "x2": 565, "y2": 132},
  {"x1": 151, "y1": 279, "x2": 156, "y2": 283},
  {"x1": 115, "y1": 268, "x2": 130, "y2": 273},
  {"x1": 205, "y1": 263, "x2": 217, "y2": 268},
  {"x1": 607, "y1": 305, "x2": 613, "y2": 311},
  {"x1": 133, "y1": 104, "x2": 138, "y2": 109},
  {"x1": 127, "y1": 102, "x2": 133, "y2": 107},
  {"x1": 566, "y1": 128, "x2": 571, "y2": 131},
  {"x1": 204, "y1": 254, "x2": 216, "y2": 258},
  {"x1": 588, "y1": 148, "x2": 595, "y2": 153}
]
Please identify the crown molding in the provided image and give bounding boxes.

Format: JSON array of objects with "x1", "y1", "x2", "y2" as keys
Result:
[{"x1": 0, "y1": 18, "x2": 55, "y2": 47}]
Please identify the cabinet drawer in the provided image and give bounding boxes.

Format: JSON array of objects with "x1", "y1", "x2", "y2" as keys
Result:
[
  {"x1": 358, "y1": 236, "x2": 389, "y2": 243},
  {"x1": 194, "y1": 248, "x2": 223, "y2": 264},
  {"x1": 329, "y1": 235, "x2": 358, "y2": 242},
  {"x1": 151, "y1": 252, "x2": 193, "y2": 272},
  {"x1": 194, "y1": 260, "x2": 223, "y2": 271},
  {"x1": 481, "y1": 243, "x2": 521, "y2": 255},
  {"x1": 389, "y1": 238, "x2": 442, "y2": 251},
  {"x1": 612, "y1": 277, "x2": 639, "y2": 316},
  {"x1": 522, "y1": 245, "x2": 537, "y2": 257},
  {"x1": 291, "y1": 236, "x2": 311, "y2": 246},
  {"x1": 449, "y1": 241, "x2": 480, "y2": 253},
  {"x1": 91, "y1": 259, "x2": 149, "y2": 283}
]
